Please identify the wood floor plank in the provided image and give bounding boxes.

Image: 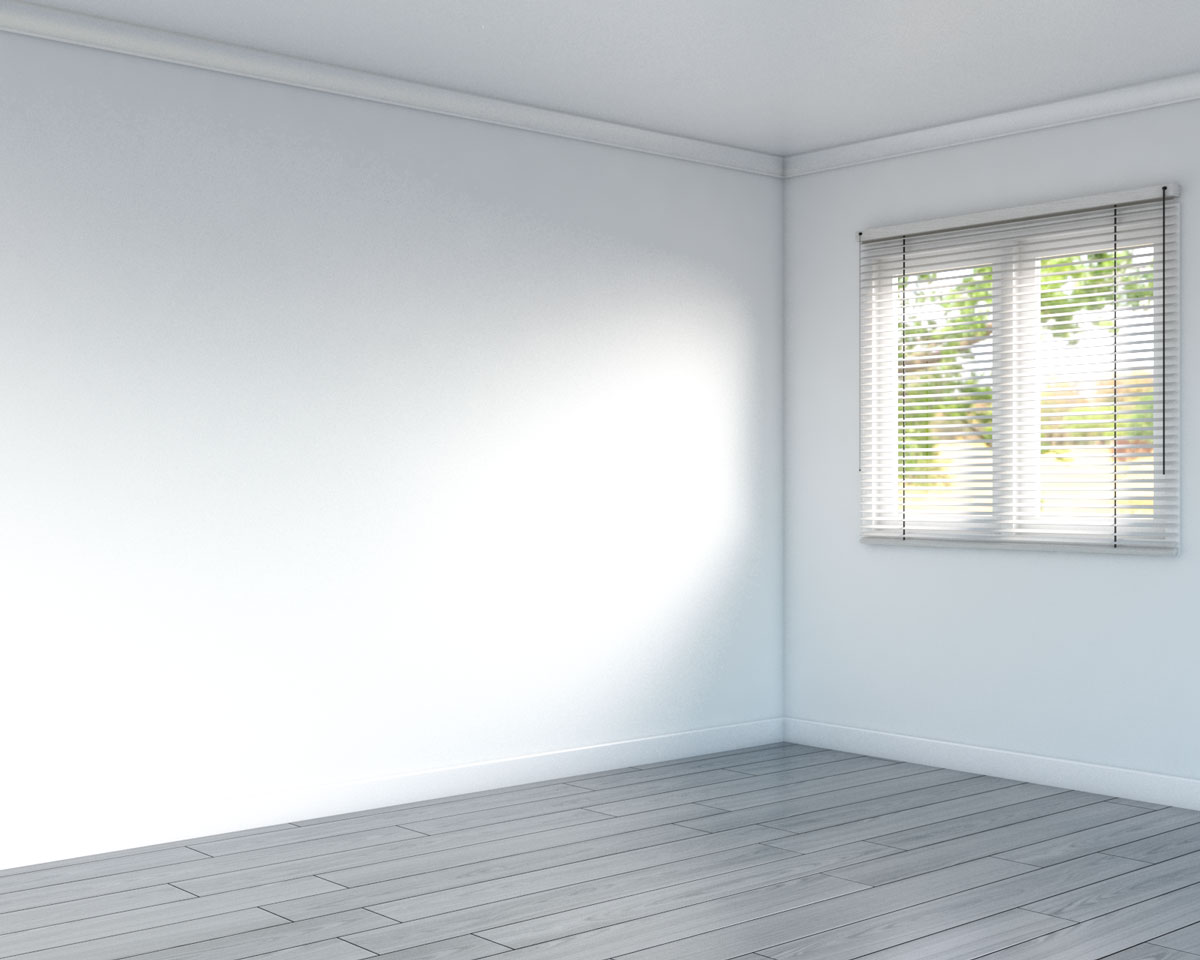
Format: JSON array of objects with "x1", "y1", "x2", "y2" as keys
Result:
[
  {"x1": 0, "y1": 881, "x2": 193, "y2": 933},
  {"x1": 368, "y1": 826, "x2": 802, "y2": 923},
  {"x1": 175, "y1": 807, "x2": 709, "y2": 898},
  {"x1": 582, "y1": 758, "x2": 900, "y2": 818},
  {"x1": 200, "y1": 824, "x2": 424, "y2": 863},
  {"x1": 761, "y1": 853, "x2": 1137, "y2": 960},
  {"x1": 607, "y1": 856, "x2": 1033, "y2": 960},
  {"x1": 726, "y1": 753, "x2": 882, "y2": 777},
  {"x1": 245, "y1": 941, "x2": 374, "y2": 960},
  {"x1": 183, "y1": 822, "x2": 318, "y2": 848},
  {"x1": 400, "y1": 802, "x2": 615, "y2": 836},
  {"x1": 825, "y1": 801, "x2": 1142, "y2": 886},
  {"x1": 0, "y1": 836, "x2": 235, "y2": 879},
  {"x1": 487, "y1": 769, "x2": 755, "y2": 813},
  {"x1": 569, "y1": 750, "x2": 804, "y2": 789},
  {"x1": 0, "y1": 827, "x2": 424, "y2": 913},
  {"x1": 478, "y1": 841, "x2": 892, "y2": 948},
  {"x1": 1103, "y1": 946, "x2": 1200, "y2": 960},
  {"x1": 265, "y1": 824, "x2": 700, "y2": 920},
  {"x1": 866, "y1": 790, "x2": 1104, "y2": 849},
  {"x1": 749, "y1": 776, "x2": 1019, "y2": 839},
  {"x1": 1153, "y1": 919, "x2": 1200, "y2": 952},
  {"x1": 1026, "y1": 850, "x2": 1200, "y2": 921},
  {"x1": 344, "y1": 769, "x2": 748, "y2": 838},
  {"x1": 122, "y1": 908, "x2": 395, "y2": 960},
  {"x1": 698, "y1": 762, "x2": 935, "y2": 813},
  {"x1": 708, "y1": 750, "x2": 861, "y2": 773},
  {"x1": 762, "y1": 782, "x2": 1062, "y2": 854},
  {"x1": 5, "y1": 908, "x2": 289, "y2": 960},
  {"x1": 1107, "y1": 823, "x2": 1200, "y2": 863},
  {"x1": 486, "y1": 872, "x2": 864, "y2": 960},
  {"x1": 313, "y1": 808, "x2": 707, "y2": 888},
  {"x1": 999, "y1": 807, "x2": 1200, "y2": 866},
  {"x1": 604, "y1": 746, "x2": 814, "y2": 781},
  {"x1": 0, "y1": 808, "x2": 619, "y2": 914},
  {"x1": 0, "y1": 876, "x2": 340, "y2": 958},
  {"x1": 373, "y1": 934, "x2": 511, "y2": 959},
  {"x1": 562, "y1": 754, "x2": 786, "y2": 791},
  {"x1": 190, "y1": 817, "x2": 427, "y2": 857},
  {"x1": 572, "y1": 747, "x2": 825, "y2": 790},
  {"x1": 974, "y1": 883, "x2": 1200, "y2": 959},
  {"x1": 346, "y1": 842, "x2": 804, "y2": 954},
  {"x1": 829, "y1": 908, "x2": 1073, "y2": 960},
  {"x1": 658, "y1": 746, "x2": 825, "y2": 775},
  {"x1": 679, "y1": 769, "x2": 984, "y2": 833},
  {"x1": 0, "y1": 846, "x2": 211, "y2": 895}
]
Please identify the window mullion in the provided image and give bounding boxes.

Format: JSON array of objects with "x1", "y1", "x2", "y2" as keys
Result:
[
  {"x1": 989, "y1": 246, "x2": 1022, "y2": 538},
  {"x1": 1011, "y1": 247, "x2": 1041, "y2": 537}
]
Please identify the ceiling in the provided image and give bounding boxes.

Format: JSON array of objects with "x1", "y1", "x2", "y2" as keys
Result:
[{"x1": 23, "y1": 0, "x2": 1200, "y2": 156}]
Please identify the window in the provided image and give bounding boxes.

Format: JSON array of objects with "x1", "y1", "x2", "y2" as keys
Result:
[{"x1": 860, "y1": 187, "x2": 1179, "y2": 553}]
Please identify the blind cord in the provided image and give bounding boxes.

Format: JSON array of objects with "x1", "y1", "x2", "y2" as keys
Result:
[
  {"x1": 901, "y1": 235, "x2": 907, "y2": 540},
  {"x1": 858, "y1": 232, "x2": 863, "y2": 476},
  {"x1": 1112, "y1": 206, "x2": 1118, "y2": 549},
  {"x1": 1162, "y1": 186, "x2": 1167, "y2": 477}
]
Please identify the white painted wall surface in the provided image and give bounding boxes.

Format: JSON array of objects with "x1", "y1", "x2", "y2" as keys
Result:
[
  {"x1": 785, "y1": 102, "x2": 1200, "y2": 791},
  {"x1": 0, "y1": 33, "x2": 784, "y2": 869}
]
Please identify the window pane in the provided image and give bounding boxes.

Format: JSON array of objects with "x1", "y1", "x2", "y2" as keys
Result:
[
  {"x1": 900, "y1": 265, "x2": 994, "y2": 520},
  {"x1": 1036, "y1": 247, "x2": 1157, "y2": 523}
]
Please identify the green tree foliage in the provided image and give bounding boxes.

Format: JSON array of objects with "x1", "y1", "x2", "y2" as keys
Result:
[
  {"x1": 898, "y1": 264, "x2": 993, "y2": 481},
  {"x1": 899, "y1": 248, "x2": 1157, "y2": 484}
]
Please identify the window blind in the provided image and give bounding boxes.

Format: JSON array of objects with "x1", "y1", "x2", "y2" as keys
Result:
[{"x1": 860, "y1": 187, "x2": 1179, "y2": 553}]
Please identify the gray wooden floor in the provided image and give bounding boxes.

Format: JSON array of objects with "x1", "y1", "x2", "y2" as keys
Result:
[{"x1": 4, "y1": 743, "x2": 1200, "y2": 960}]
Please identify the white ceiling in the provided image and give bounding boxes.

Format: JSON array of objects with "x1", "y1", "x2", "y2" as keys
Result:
[{"x1": 25, "y1": 0, "x2": 1200, "y2": 155}]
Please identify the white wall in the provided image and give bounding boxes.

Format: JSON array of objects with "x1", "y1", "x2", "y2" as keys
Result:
[
  {"x1": 0, "y1": 33, "x2": 784, "y2": 869},
  {"x1": 785, "y1": 101, "x2": 1200, "y2": 800}
]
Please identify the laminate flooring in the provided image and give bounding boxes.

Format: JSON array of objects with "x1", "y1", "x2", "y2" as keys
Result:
[{"x1": 4, "y1": 743, "x2": 1200, "y2": 960}]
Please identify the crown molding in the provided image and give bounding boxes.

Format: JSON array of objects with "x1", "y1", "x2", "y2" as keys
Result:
[
  {"x1": 0, "y1": 0, "x2": 783, "y2": 179},
  {"x1": 785, "y1": 71, "x2": 1200, "y2": 178},
  {"x1": 10, "y1": 0, "x2": 1198, "y2": 183}
]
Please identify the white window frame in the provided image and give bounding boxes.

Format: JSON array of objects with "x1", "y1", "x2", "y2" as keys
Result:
[{"x1": 859, "y1": 185, "x2": 1180, "y2": 554}]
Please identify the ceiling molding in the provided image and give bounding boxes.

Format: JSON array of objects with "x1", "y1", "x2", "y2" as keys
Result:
[
  {"x1": 9, "y1": 0, "x2": 1197, "y2": 183},
  {"x1": 784, "y1": 71, "x2": 1200, "y2": 178},
  {"x1": 0, "y1": 0, "x2": 783, "y2": 178}
]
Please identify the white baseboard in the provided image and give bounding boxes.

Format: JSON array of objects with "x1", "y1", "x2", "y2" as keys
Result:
[
  {"x1": 301, "y1": 717, "x2": 786, "y2": 818},
  {"x1": 0, "y1": 718, "x2": 784, "y2": 872},
  {"x1": 784, "y1": 717, "x2": 1200, "y2": 811},
  {"x1": 19, "y1": 714, "x2": 1200, "y2": 873}
]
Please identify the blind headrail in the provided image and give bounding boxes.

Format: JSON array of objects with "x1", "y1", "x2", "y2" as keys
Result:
[{"x1": 860, "y1": 184, "x2": 1180, "y2": 243}]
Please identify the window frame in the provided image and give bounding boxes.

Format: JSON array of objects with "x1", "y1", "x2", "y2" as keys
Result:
[{"x1": 859, "y1": 186, "x2": 1180, "y2": 555}]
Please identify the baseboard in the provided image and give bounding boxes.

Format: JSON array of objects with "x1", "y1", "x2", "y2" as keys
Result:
[
  {"x1": 301, "y1": 717, "x2": 786, "y2": 817},
  {"x1": 784, "y1": 717, "x2": 1200, "y2": 811},
  {"x1": 0, "y1": 718, "x2": 783, "y2": 872}
]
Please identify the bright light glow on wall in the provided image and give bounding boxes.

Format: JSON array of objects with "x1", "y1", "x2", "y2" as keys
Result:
[
  {"x1": 0, "y1": 31, "x2": 781, "y2": 869},
  {"x1": 395, "y1": 334, "x2": 741, "y2": 662},
  {"x1": 0, "y1": 306, "x2": 752, "y2": 868}
]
